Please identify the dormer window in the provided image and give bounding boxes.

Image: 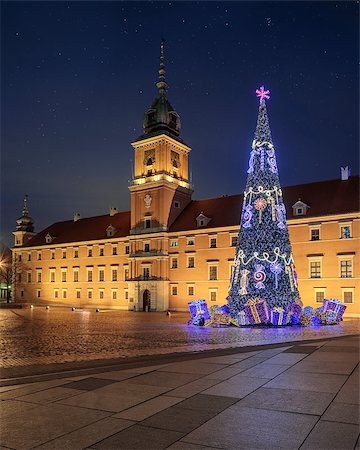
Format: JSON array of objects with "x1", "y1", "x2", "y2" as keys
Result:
[
  {"x1": 106, "y1": 225, "x2": 115, "y2": 237},
  {"x1": 45, "y1": 233, "x2": 53, "y2": 244},
  {"x1": 292, "y1": 200, "x2": 309, "y2": 217},
  {"x1": 196, "y1": 212, "x2": 211, "y2": 228}
]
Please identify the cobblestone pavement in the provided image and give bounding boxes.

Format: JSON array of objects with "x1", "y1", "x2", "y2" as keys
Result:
[
  {"x1": 0, "y1": 335, "x2": 359, "y2": 449},
  {"x1": 1, "y1": 308, "x2": 359, "y2": 369}
]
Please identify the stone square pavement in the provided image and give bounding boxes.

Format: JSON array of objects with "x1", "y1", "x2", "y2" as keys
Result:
[{"x1": 0, "y1": 335, "x2": 359, "y2": 450}]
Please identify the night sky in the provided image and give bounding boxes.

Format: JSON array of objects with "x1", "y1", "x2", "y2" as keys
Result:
[{"x1": 1, "y1": 1, "x2": 358, "y2": 247}]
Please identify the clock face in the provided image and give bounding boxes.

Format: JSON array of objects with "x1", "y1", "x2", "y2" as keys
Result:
[{"x1": 144, "y1": 194, "x2": 152, "y2": 208}]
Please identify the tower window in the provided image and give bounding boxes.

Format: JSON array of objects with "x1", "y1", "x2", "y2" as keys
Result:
[
  {"x1": 144, "y1": 243, "x2": 150, "y2": 252},
  {"x1": 174, "y1": 201, "x2": 180, "y2": 208},
  {"x1": 145, "y1": 219, "x2": 151, "y2": 229}
]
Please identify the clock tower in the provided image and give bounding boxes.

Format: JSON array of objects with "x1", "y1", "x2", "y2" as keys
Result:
[{"x1": 128, "y1": 40, "x2": 193, "y2": 235}]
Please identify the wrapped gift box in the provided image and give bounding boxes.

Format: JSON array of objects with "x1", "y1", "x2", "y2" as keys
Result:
[
  {"x1": 299, "y1": 313, "x2": 311, "y2": 326},
  {"x1": 218, "y1": 304, "x2": 231, "y2": 315},
  {"x1": 322, "y1": 298, "x2": 346, "y2": 321},
  {"x1": 287, "y1": 303, "x2": 302, "y2": 325},
  {"x1": 188, "y1": 299, "x2": 211, "y2": 322},
  {"x1": 319, "y1": 310, "x2": 338, "y2": 325},
  {"x1": 244, "y1": 298, "x2": 270, "y2": 325},
  {"x1": 270, "y1": 307, "x2": 290, "y2": 326},
  {"x1": 237, "y1": 310, "x2": 250, "y2": 326}
]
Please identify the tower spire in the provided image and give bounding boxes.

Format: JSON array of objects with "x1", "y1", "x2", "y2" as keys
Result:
[
  {"x1": 156, "y1": 39, "x2": 168, "y2": 94},
  {"x1": 254, "y1": 86, "x2": 273, "y2": 146},
  {"x1": 22, "y1": 194, "x2": 29, "y2": 216}
]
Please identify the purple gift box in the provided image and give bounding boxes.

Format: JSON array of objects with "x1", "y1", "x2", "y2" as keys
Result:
[
  {"x1": 244, "y1": 298, "x2": 270, "y2": 325},
  {"x1": 188, "y1": 299, "x2": 211, "y2": 321},
  {"x1": 218, "y1": 304, "x2": 231, "y2": 315},
  {"x1": 270, "y1": 307, "x2": 290, "y2": 326},
  {"x1": 286, "y1": 303, "x2": 302, "y2": 325},
  {"x1": 322, "y1": 298, "x2": 346, "y2": 321},
  {"x1": 237, "y1": 310, "x2": 250, "y2": 326}
]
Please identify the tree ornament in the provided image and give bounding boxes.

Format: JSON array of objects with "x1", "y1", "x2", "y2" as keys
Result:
[
  {"x1": 239, "y1": 269, "x2": 250, "y2": 295},
  {"x1": 242, "y1": 204, "x2": 253, "y2": 228},
  {"x1": 270, "y1": 261, "x2": 282, "y2": 288},
  {"x1": 254, "y1": 264, "x2": 266, "y2": 289},
  {"x1": 254, "y1": 197, "x2": 267, "y2": 223},
  {"x1": 275, "y1": 204, "x2": 286, "y2": 229}
]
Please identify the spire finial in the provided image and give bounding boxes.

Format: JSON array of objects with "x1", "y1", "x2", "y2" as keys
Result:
[
  {"x1": 22, "y1": 194, "x2": 29, "y2": 216},
  {"x1": 256, "y1": 86, "x2": 270, "y2": 103},
  {"x1": 156, "y1": 38, "x2": 168, "y2": 94}
]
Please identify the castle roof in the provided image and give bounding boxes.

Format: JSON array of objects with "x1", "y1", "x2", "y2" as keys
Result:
[{"x1": 17, "y1": 176, "x2": 359, "y2": 247}]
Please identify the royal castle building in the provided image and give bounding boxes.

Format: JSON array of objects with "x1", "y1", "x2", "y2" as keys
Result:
[{"x1": 12, "y1": 43, "x2": 359, "y2": 316}]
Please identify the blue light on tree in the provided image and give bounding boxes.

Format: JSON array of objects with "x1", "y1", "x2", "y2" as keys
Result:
[{"x1": 227, "y1": 86, "x2": 301, "y2": 316}]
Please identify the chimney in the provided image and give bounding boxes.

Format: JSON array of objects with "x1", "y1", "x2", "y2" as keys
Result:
[
  {"x1": 74, "y1": 212, "x2": 81, "y2": 222},
  {"x1": 340, "y1": 166, "x2": 350, "y2": 181},
  {"x1": 110, "y1": 207, "x2": 118, "y2": 216}
]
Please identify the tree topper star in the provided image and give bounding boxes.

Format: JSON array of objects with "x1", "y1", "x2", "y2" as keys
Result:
[{"x1": 256, "y1": 86, "x2": 270, "y2": 102}]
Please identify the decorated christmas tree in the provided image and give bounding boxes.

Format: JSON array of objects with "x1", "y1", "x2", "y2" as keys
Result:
[{"x1": 228, "y1": 86, "x2": 301, "y2": 317}]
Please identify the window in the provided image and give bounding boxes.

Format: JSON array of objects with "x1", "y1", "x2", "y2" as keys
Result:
[
  {"x1": 76, "y1": 289, "x2": 81, "y2": 299},
  {"x1": 209, "y1": 266, "x2": 218, "y2": 280},
  {"x1": 37, "y1": 251, "x2": 42, "y2": 260},
  {"x1": 87, "y1": 289, "x2": 93, "y2": 300},
  {"x1": 170, "y1": 240, "x2": 178, "y2": 247},
  {"x1": 171, "y1": 258, "x2": 178, "y2": 269},
  {"x1": 17, "y1": 273, "x2": 21, "y2": 283},
  {"x1": 310, "y1": 261, "x2": 321, "y2": 278},
  {"x1": 231, "y1": 236, "x2": 237, "y2": 247},
  {"x1": 209, "y1": 290, "x2": 217, "y2": 302},
  {"x1": 174, "y1": 201, "x2": 180, "y2": 208},
  {"x1": 73, "y1": 248, "x2": 79, "y2": 258},
  {"x1": 88, "y1": 247, "x2": 93, "y2": 257},
  {"x1": 144, "y1": 243, "x2": 150, "y2": 252},
  {"x1": 54, "y1": 289, "x2": 59, "y2": 299},
  {"x1": 37, "y1": 289, "x2": 41, "y2": 298},
  {"x1": 73, "y1": 268, "x2": 79, "y2": 282},
  {"x1": 112, "y1": 246, "x2": 117, "y2": 255},
  {"x1": 210, "y1": 238, "x2": 217, "y2": 248},
  {"x1": 340, "y1": 225, "x2": 351, "y2": 239},
  {"x1": 99, "y1": 247, "x2": 104, "y2": 256},
  {"x1": 123, "y1": 268, "x2": 128, "y2": 281},
  {"x1": 27, "y1": 253, "x2": 31, "y2": 261},
  {"x1": 342, "y1": 289, "x2": 354, "y2": 304},
  {"x1": 124, "y1": 289, "x2": 129, "y2": 300},
  {"x1": 62, "y1": 289, "x2": 67, "y2": 299},
  {"x1": 99, "y1": 268, "x2": 105, "y2": 282},
  {"x1": 61, "y1": 269, "x2": 67, "y2": 282},
  {"x1": 145, "y1": 219, "x2": 151, "y2": 229},
  {"x1": 187, "y1": 256, "x2": 195, "y2": 268},
  {"x1": 18, "y1": 254, "x2": 22, "y2": 262},
  {"x1": 296, "y1": 207, "x2": 303, "y2": 215},
  {"x1": 188, "y1": 286, "x2": 194, "y2": 296},
  {"x1": 50, "y1": 269, "x2": 55, "y2": 283},
  {"x1": 125, "y1": 245, "x2": 130, "y2": 254},
  {"x1": 87, "y1": 269, "x2": 93, "y2": 282},
  {"x1": 143, "y1": 267, "x2": 150, "y2": 279},
  {"x1": 36, "y1": 271, "x2": 42, "y2": 283},
  {"x1": 187, "y1": 238, "x2": 195, "y2": 246},
  {"x1": 62, "y1": 249, "x2": 66, "y2": 259},
  {"x1": 112, "y1": 289, "x2": 117, "y2": 300},
  {"x1": 340, "y1": 260, "x2": 353, "y2": 278},
  {"x1": 111, "y1": 268, "x2": 118, "y2": 281},
  {"x1": 51, "y1": 250, "x2": 55, "y2": 259},
  {"x1": 314, "y1": 288, "x2": 325, "y2": 303},
  {"x1": 99, "y1": 289, "x2": 104, "y2": 300},
  {"x1": 171, "y1": 285, "x2": 178, "y2": 296},
  {"x1": 20, "y1": 290, "x2": 24, "y2": 298},
  {"x1": 27, "y1": 271, "x2": 32, "y2": 283},
  {"x1": 310, "y1": 228, "x2": 320, "y2": 241}
]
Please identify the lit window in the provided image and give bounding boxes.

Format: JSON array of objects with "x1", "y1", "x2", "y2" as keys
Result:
[
  {"x1": 170, "y1": 240, "x2": 178, "y2": 247},
  {"x1": 124, "y1": 268, "x2": 129, "y2": 281},
  {"x1": 112, "y1": 246, "x2": 117, "y2": 255},
  {"x1": 209, "y1": 266, "x2": 218, "y2": 280},
  {"x1": 310, "y1": 228, "x2": 320, "y2": 241},
  {"x1": 340, "y1": 260, "x2": 353, "y2": 278},
  {"x1": 73, "y1": 248, "x2": 79, "y2": 258},
  {"x1": 340, "y1": 225, "x2": 351, "y2": 239},
  {"x1": 210, "y1": 238, "x2": 217, "y2": 248},
  {"x1": 171, "y1": 258, "x2": 178, "y2": 269},
  {"x1": 99, "y1": 247, "x2": 104, "y2": 256},
  {"x1": 50, "y1": 270, "x2": 55, "y2": 283},
  {"x1": 54, "y1": 289, "x2": 59, "y2": 298},
  {"x1": 310, "y1": 261, "x2": 321, "y2": 278},
  {"x1": 171, "y1": 286, "x2": 178, "y2": 296},
  {"x1": 187, "y1": 256, "x2": 195, "y2": 268}
]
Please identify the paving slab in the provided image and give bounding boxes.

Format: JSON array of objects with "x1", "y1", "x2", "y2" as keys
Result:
[
  {"x1": 175, "y1": 394, "x2": 238, "y2": 413},
  {"x1": 322, "y1": 402, "x2": 360, "y2": 424},
  {"x1": 165, "y1": 378, "x2": 221, "y2": 398},
  {"x1": 61, "y1": 377, "x2": 118, "y2": 391},
  {"x1": 0, "y1": 399, "x2": 38, "y2": 418},
  {"x1": 203, "y1": 356, "x2": 269, "y2": 380},
  {"x1": 181, "y1": 404, "x2": 318, "y2": 449},
  {"x1": 287, "y1": 359, "x2": 358, "y2": 375},
  {"x1": 123, "y1": 371, "x2": 203, "y2": 388},
  {"x1": 0, "y1": 379, "x2": 71, "y2": 400},
  {"x1": 113, "y1": 395, "x2": 184, "y2": 421},
  {"x1": 333, "y1": 380, "x2": 360, "y2": 404},
  {"x1": 158, "y1": 362, "x2": 226, "y2": 375},
  {"x1": 305, "y1": 351, "x2": 360, "y2": 363},
  {"x1": 239, "y1": 362, "x2": 291, "y2": 379},
  {"x1": 78, "y1": 370, "x2": 140, "y2": 382},
  {"x1": 32, "y1": 417, "x2": 135, "y2": 450},
  {"x1": 300, "y1": 420, "x2": 359, "y2": 449},
  {"x1": 167, "y1": 442, "x2": 221, "y2": 449},
  {"x1": 0, "y1": 402, "x2": 110, "y2": 450},
  {"x1": 93, "y1": 424, "x2": 184, "y2": 450},
  {"x1": 202, "y1": 375, "x2": 267, "y2": 398},
  {"x1": 140, "y1": 404, "x2": 216, "y2": 433},
  {"x1": 238, "y1": 387, "x2": 334, "y2": 415},
  {"x1": 264, "y1": 352, "x2": 307, "y2": 365},
  {"x1": 16, "y1": 386, "x2": 84, "y2": 404},
  {"x1": 283, "y1": 345, "x2": 319, "y2": 354},
  {"x1": 263, "y1": 371, "x2": 347, "y2": 393}
]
